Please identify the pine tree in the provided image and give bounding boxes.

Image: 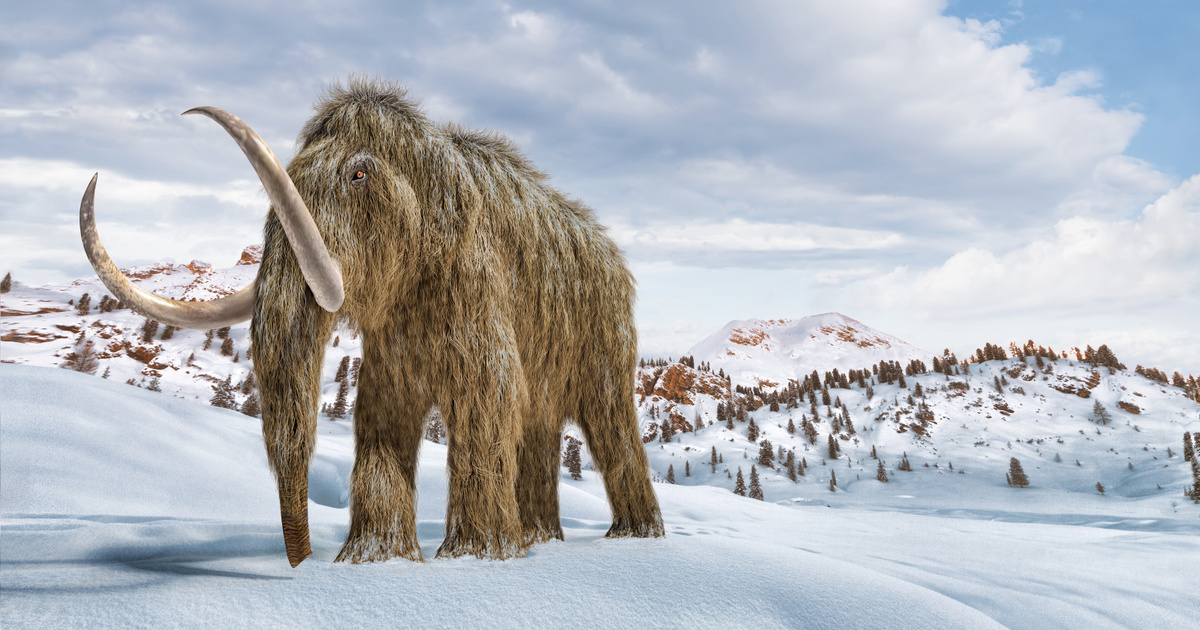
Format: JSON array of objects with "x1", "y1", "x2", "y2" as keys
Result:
[
  {"x1": 829, "y1": 469, "x2": 837, "y2": 492},
  {"x1": 240, "y1": 392, "x2": 261, "y2": 417},
  {"x1": 160, "y1": 325, "x2": 177, "y2": 340},
  {"x1": 876, "y1": 460, "x2": 889, "y2": 482},
  {"x1": 898, "y1": 452, "x2": 912, "y2": 471},
  {"x1": 827, "y1": 434, "x2": 839, "y2": 460},
  {"x1": 1008, "y1": 458, "x2": 1029, "y2": 488},
  {"x1": 685, "y1": 460, "x2": 691, "y2": 477},
  {"x1": 61, "y1": 338, "x2": 100, "y2": 374},
  {"x1": 203, "y1": 329, "x2": 214, "y2": 350},
  {"x1": 220, "y1": 337, "x2": 234, "y2": 357},
  {"x1": 1184, "y1": 432, "x2": 1195, "y2": 463},
  {"x1": 710, "y1": 446, "x2": 718, "y2": 473},
  {"x1": 0, "y1": 272, "x2": 11, "y2": 293},
  {"x1": 216, "y1": 326, "x2": 231, "y2": 339},
  {"x1": 335, "y1": 356, "x2": 350, "y2": 382},
  {"x1": 210, "y1": 376, "x2": 237, "y2": 410},
  {"x1": 75, "y1": 293, "x2": 91, "y2": 315},
  {"x1": 871, "y1": 445, "x2": 878, "y2": 459},
  {"x1": 660, "y1": 415, "x2": 674, "y2": 442},
  {"x1": 786, "y1": 451, "x2": 797, "y2": 482},
  {"x1": 563, "y1": 437, "x2": 583, "y2": 480},
  {"x1": 667, "y1": 464, "x2": 676, "y2": 484},
  {"x1": 330, "y1": 378, "x2": 350, "y2": 419},
  {"x1": 734, "y1": 468, "x2": 746, "y2": 496},
  {"x1": 1091, "y1": 400, "x2": 1111, "y2": 425},
  {"x1": 758, "y1": 440, "x2": 774, "y2": 467},
  {"x1": 787, "y1": 417, "x2": 796, "y2": 434},
  {"x1": 101, "y1": 366, "x2": 111, "y2": 379},
  {"x1": 140, "y1": 317, "x2": 159, "y2": 343},
  {"x1": 147, "y1": 376, "x2": 161, "y2": 392},
  {"x1": 350, "y1": 357, "x2": 362, "y2": 386},
  {"x1": 425, "y1": 409, "x2": 446, "y2": 443},
  {"x1": 1096, "y1": 482, "x2": 1105, "y2": 494},
  {"x1": 747, "y1": 417, "x2": 759, "y2": 442},
  {"x1": 748, "y1": 466, "x2": 763, "y2": 500},
  {"x1": 1190, "y1": 457, "x2": 1200, "y2": 503}
]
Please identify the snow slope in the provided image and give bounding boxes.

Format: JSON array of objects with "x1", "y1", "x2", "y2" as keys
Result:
[
  {"x1": 3, "y1": 364, "x2": 1197, "y2": 629},
  {"x1": 687, "y1": 313, "x2": 935, "y2": 389}
]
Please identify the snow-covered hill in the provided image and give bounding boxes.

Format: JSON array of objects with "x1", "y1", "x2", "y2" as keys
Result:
[
  {"x1": 3, "y1": 363, "x2": 1197, "y2": 629},
  {"x1": 687, "y1": 313, "x2": 935, "y2": 390}
]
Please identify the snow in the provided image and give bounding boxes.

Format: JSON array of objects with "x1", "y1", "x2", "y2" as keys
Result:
[
  {"x1": 3, "y1": 363, "x2": 1198, "y2": 629},
  {"x1": 688, "y1": 313, "x2": 935, "y2": 389}
]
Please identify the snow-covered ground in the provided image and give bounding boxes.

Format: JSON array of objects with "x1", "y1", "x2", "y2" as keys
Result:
[{"x1": 3, "y1": 363, "x2": 1197, "y2": 629}]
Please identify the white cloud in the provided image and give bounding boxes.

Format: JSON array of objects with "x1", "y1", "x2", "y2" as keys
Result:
[
  {"x1": 855, "y1": 174, "x2": 1200, "y2": 316},
  {"x1": 610, "y1": 218, "x2": 902, "y2": 254}
]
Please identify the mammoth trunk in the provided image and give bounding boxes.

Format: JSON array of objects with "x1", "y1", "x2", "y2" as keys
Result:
[{"x1": 252, "y1": 227, "x2": 336, "y2": 567}]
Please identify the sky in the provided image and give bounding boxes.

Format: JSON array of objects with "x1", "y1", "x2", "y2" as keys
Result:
[{"x1": 1, "y1": 0, "x2": 1197, "y2": 374}]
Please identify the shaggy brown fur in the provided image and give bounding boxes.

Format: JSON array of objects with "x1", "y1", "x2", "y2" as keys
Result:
[{"x1": 251, "y1": 78, "x2": 664, "y2": 566}]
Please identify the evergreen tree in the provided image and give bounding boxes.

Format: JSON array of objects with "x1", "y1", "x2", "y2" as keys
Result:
[
  {"x1": 75, "y1": 293, "x2": 91, "y2": 315},
  {"x1": 758, "y1": 440, "x2": 774, "y2": 467},
  {"x1": 216, "y1": 326, "x2": 231, "y2": 339},
  {"x1": 563, "y1": 437, "x2": 583, "y2": 480},
  {"x1": 203, "y1": 329, "x2": 214, "y2": 350},
  {"x1": 1008, "y1": 458, "x2": 1030, "y2": 488},
  {"x1": 220, "y1": 337, "x2": 234, "y2": 357},
  {"x1": 0, "y1": 271, "x2": 11, "y2": 293},
  {"x1": 1091, "y1": 401, "x2": 1112, "y2": 425},
  {"x1": 351, "y1": 357, "x2": 363, "y2": 386},
  {"x1": 140, "y1": 317, "x2": 159, "y2": 343},
  {"x1": 1190, "y1": 457, "x2": 1200, "y2": 503},
  {"x1": 876, "y1": 460, "x2": 889, "y2": 482},
  {"x1": 803, "y1": 418, "x2": 818, "y2": 445},
  {"x1": 61, "y1": 338, "x2": 100, "y2": 374},
  {"x1": 734, "y1": 468, "x2": 746, "y2": 496},
  {"x1": 667, "y1": 464, "x2": 676, "y2": 484},
  {"x1": 660, "y1": 415, "x2": 674, "y2": 442},
  {"x1": 160, "y1": 325, "x2": 177, "y2": 340},
  {"x1": 240, "y1": 391, "x2": 261, "y2": 417},
  {"x1": 425, "y1": 410, "x2": 445, "y2": 443},
  {"x1": 685, "y1": 460, "x2": 691, "y2": 477},
  {"x1": 786, "y1": 451, "x2": 797, "y2": 482},
  {"x1": 335, "y1": 356, "x2": 351, "y2": 382},
  {"x1": 210, "y1": 376, "x2": 237, "y2": 410},
  {"x1": 1096, "y1": 482, "x2": 1105, "y2": 494},
  {"x1": 330, "y1": 378, "x2": 350, "y2": 419},
  {"x1": 147, "y1": 376, "x2": 161, "y2": 392},
  {"x1": 710, "y1": 446, "x2": 719, "y2": 473},
  {"x1": 829, "y1": 469, "x2": 837, "y2": 492},
  {"x1": 748, "y1": 466, "x2": 763, "y2": 500},
  {"x1": 1184, "y1": 432, "x2": 1195, "y2": 463},
  {"x1": 787, "y1": 417, "x2": 796, "y2": 434},
  {"x1": 827, "y1": 434, "x2": 839, "y2": 460},
  {"x1": 101, "y1": 366, "x2": 111, "y2": 379},
  {"x1": 747, "y1": 417, "x2": 759, "y2": 442},
  {"x1": 871, "y1": 445, "x2": 878, "y2": 459},
  {"x1": 898, "y1": 452, "x2": 912, "y2": 471}
]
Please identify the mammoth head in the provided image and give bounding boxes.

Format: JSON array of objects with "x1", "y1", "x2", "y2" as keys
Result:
[{"x1": 78, "y1": 107, "x2": 345, "y2": 328}]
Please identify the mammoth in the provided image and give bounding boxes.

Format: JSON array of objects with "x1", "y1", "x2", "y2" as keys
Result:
[{"x1": 79, "y1": 79, "x2": 664, "y2": 566}]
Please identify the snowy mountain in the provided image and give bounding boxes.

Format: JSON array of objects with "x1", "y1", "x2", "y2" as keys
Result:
[{"x1": 686, "y1": 313, "x2": 936, "y2": 390}]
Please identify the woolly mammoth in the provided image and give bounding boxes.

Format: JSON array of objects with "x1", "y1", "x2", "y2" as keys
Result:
[{"x1": 79, "y1": 79, "x2": 664, "y2": 567}]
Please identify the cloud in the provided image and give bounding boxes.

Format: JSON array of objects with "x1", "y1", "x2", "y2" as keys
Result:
[{"x1": 854, "y1": 174, "x2": 1200, "y2": 316}]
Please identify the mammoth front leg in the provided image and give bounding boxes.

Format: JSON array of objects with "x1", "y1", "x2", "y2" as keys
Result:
[
  {"x1": 335, "y1": 333, "x2": 427, "y2": 563},
  {"x1": 436, "y1": 338, "x2": 530, "y2": 560}
]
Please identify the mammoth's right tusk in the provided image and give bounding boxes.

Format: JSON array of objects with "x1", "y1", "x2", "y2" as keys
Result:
[
  {"x1": 183, "y1": 106, "x2": 344, "y2": 312},
  {"x1": 79, "y1": 173, "x2": 256, "y2": 329}
]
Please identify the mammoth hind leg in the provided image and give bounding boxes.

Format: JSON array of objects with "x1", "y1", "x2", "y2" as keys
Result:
[
  {"x1": 516, "y1": 409, "x2": 565, "y2": 545},
  {"x1": 578, "y1": 392, "x2": 665, "y2": 539},
  {"x1": 334, "y1": 355, "x2": 426, "y2": 564}
]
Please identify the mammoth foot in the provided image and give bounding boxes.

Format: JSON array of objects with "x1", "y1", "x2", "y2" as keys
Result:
[
  {"x1": 605, "y1": 514, "x2": 665, "y2": 539},
  {"x1": 521, "y1": 521, "x2": 564, "y2": 546},
  {"x1": 334, "y1": 531, "x2": 423, "y2": 564},
  {"x1": 436, "y1": 526, "x2": 529, "y2": 561}
]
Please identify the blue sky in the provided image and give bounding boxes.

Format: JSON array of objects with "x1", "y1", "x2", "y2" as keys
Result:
[{"x1": 1, "y1": 0, "x2": 1197, "y2": 374}]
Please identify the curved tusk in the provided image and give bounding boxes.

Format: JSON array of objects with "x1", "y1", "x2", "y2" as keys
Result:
[
  {"x1": 183, "y1": 106, "x2": 344, "y2": 312},
  {"x1": 79, "y1": 173, "x2": 255, "y2": 329}
]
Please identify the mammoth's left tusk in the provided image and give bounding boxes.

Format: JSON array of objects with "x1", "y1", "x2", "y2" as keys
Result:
[
  {"x1": 79, "y1": 173, "x2": 256, "y2": 328},
  {"x1": 183, "y1": 106, "x2": 344, "y2": 312}
]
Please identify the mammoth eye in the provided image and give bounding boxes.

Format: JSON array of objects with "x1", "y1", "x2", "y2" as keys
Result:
[{"x1": 350, "y1": 170, "x2": 367, "y2": 183}]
